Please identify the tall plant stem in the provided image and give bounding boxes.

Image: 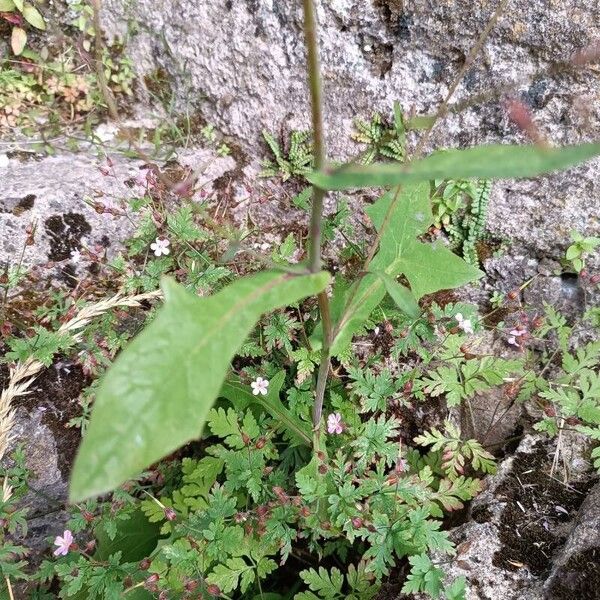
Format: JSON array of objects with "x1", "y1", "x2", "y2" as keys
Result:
[{"x1": 302, "y1": 0, "x2": 332, "y2": 438}]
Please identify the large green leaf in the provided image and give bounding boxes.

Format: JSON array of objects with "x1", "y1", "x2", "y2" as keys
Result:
[
  {"x1": 373, "y1": 271, "x2": 420, "y2": 318},
  {"x1": 70, "y1": 271, "x2": 330, "y2": 501},
  {"x1": 308, "y1": 143, "x2": 600, "y2": 190},
  {"x1": 329, "y1": 182, "x2": 481, "y2": 354},
  {"x1": 94, "y1": 509, "x2": 161, "y2": 563},
  {"x1": 330, "y1": 183, "x2": 431, "y2": 354},
  {"x1": 396, "y1": 240, "x2": 482, "y2": 300},
  {"x1": 0, "y1": 0, "x2": 16, "y2": 11}
]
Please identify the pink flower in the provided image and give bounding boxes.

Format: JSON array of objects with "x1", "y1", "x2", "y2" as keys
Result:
[
  {"x1": 507, "y1": 327, "x2": 527, "y2": 347},
  {"x1": 53, "y1": 530, "x2": 74, "y2": 556},
  {"x1": 327, "y1": 412, "x2": 344, "y2": 435}
]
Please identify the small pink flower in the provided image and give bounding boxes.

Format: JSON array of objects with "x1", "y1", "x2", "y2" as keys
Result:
[
  {"x1": 507, "y1": 327, "x2": 527, "y2": 347},
  {"x1": 53, "y1": 530, "x2": 74, "y2": 557},
  {"x1": 327, "y1": 412, "x2": 344, "y2": 435}
]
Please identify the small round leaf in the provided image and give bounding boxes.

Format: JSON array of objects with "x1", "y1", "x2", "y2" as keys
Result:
[{"x1": 11, "y1": 26, "x2": 27, "y2": 55}]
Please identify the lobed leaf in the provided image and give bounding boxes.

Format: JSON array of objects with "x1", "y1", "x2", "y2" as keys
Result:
[
  {"x1": 308, "y1": 143, "x2": 600, "y2": 190},
  {"x1": 70, "y1": 271, "x2": 330, "y2": 501}
]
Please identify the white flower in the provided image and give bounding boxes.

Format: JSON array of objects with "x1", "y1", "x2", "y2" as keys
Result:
[
  {"x1": 150, "y1": 237, "x2": 170, "y2": 257},
  {"x1": 70, "y1": 249, "x2": 81, "y2": 263},
  {"x1": 455, "y1": 313, "x2": 474, "y2": 335},
  {"x1": 251, "y1": 376, "x2": 269, "y2": 396},
  {"x1": 0, "y1": 154, "x2": 9, "y2": 169}
]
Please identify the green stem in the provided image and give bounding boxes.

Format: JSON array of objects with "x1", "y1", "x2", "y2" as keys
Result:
[{"x1": 302, "y1": 0, "x2": 333, "y2": 436}]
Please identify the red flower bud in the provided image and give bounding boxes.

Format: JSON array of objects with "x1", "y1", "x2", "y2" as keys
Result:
[
  {"x1": 164, "y1": 507, "x2": 177, "y2": 521},
  {"x1": 242, "y1": 433, "x2": 251, "y2": 446},
  {"x1": 351, "y1": 517, "x2": 363, "y2": 528},
  {"x1": 507, "y1": 289, "x2": 519, "y2": 301},
  {"x1": 318, "y1": 464, "x2": 328, "y2": 475},
  {"x1": 138, "y1": 558, "x2": 151, "y2": 570},
  {"x1": 207, "y1": 584, "x2": 221, "y2": 596},
  {"x1": 403, "y1": 380, "x2": 413, "y2": 394},
  {"x1": 590, "y1": 274, "x2": 600, "y2": 285},
  {"x1": 255, "y1": 437, "x2": 266, "y2": 449},
  {"x1": 543, "y1": 405, "x2": 557, "y2": 417}
]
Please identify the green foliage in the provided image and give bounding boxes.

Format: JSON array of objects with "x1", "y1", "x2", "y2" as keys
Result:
[
  {"x1": 564, "y1": 230, "x2": 600, "y2": 273},
  {"x1": 415, "y1": 338, "x2": 523, "y2": 407},
  {"x1": 325, "y1": 183, "x2": 481, "y2": 355},
  {"x1": 261, "y1": 130, "x2": 314, "y2": 180},
  {"x1": 352, "y1": 103, "x2": 406, "y2": 165},
  {"x1": 415, "y1": 421, "x2": 497, "y2": 479},
  {"x1": 4, "y1": 326, "x2": 74, "y2": 366},
  {"x1": 307, "y1": 143, "x2": 600, "y2": 190},
  {"x1": 70, "y1": 271, "x2": 329, "y2": 501},
  {"x1": 0, "y1": 0, "x2": 46, "y2": 56},
  {"x1": 435, "y1": 179, "x2": 491, "y2": 265}
]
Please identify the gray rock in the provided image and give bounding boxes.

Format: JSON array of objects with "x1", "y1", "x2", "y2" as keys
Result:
[
  {"x1": 5, "y1": 409, "x2": 69, "y2": 561},
  {"x1": 0, "y1": 147, "x2": 236, "y2": 273}
]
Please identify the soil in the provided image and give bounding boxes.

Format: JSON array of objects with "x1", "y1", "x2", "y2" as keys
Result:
[
  {"x1": 492, "y1": 442, "x2": 595, "y2": 576},
  {"x1": 44, "y1": 212, "x2": 92, "y2": 262},
  {"x1": 0, "y1": 359, "x2": 88, "y2": 475},
  {"x1": 545, "y1": 546, "x2": 600, "y2": 600}
]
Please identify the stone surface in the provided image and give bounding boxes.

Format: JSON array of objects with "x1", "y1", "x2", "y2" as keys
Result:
[
  {"x1": 0, "y1": 151, "x2": 140, "y2": 270},
  {"x1": 99, "y1": 0, "x2": 600, "y2": 261},
  {"x1": 0, "y1": 147, "x2": 235, "y2": 272}
]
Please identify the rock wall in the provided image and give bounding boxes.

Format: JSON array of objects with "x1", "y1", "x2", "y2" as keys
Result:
[{"x1": 99, "y1": 0, "x2": 600, "y2": 261}]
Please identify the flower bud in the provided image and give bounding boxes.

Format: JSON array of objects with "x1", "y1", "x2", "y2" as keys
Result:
[
  {"x1": 207, "y1": 584, "x2": 221, "y2": 596},
  {"x1": 164, "y1": 507, "x2": 177, "y2": 521},
  {"x1": 138, "y1": 558, "x2": 151, "y2": 570},
  {"x1": 255, "y1": 437, "x2": 266, "y2": 449},
  {"x1": 351, "y1": 517, "x2": 363, "y2": 529}
]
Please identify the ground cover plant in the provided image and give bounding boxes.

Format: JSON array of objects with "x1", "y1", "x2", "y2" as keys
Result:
[{"x1": 1, "y1": 1, "x2": 600, "y2": 599}]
